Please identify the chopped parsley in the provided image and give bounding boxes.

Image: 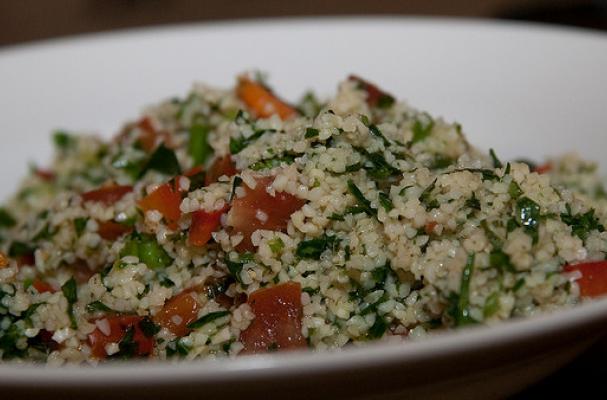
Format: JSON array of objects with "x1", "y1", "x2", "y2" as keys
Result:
[
  {"x1": 489, "y1": 148, "x2": 503, "y2": 168},
  {"x1": 561, "y1": 205, "x2": 605, "y2": 241},
  {"x1": 141, "y1": 144, "x2": 181, "y2": 177},
  {"x1": 0, "y1": 208, "x2": 16, "y2": 228},
  {"x1": 296, "y1": 234, "x2": 338, "y2": 259},
  {"x1": 346, "y1": 180, "x2": 377, "y2": 217},
  {"x1": 411, "y1": 113, "x2": 434, "y2": 144},
  {"x1": 61, "y1": 277, "x2": 78, "y2": 329},
  {"x1": 187, "y1": 311, "x2": 230, "y2": 329},
  {"x1": 378, "y1": 192, "x2": 393, "y2": 212}
]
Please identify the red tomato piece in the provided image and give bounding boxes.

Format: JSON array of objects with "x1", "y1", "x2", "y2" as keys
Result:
[
  {"x1": 533, "y1": 163, "x2": 552, "y2": 174},
  {"x1": 16, "y1": 253, "x2": 35, "y2": 267},
  {"x1": 82, "y1": 185, "x2": 133, "y2": 205},
  {"x1": 425, "y1": 221, "x2": 438, "y2": 235},
  {"x1": 188, "y1": 206, "x2": 228, "y2": 247},
  {"x1": 32, "y1": 279, "x2": 55, "y2": 294},
  {"x1": 564, "y1": 261, "x2": 607, "y2": 298},
  {"x1": 228, "y1": 176, "x2": 305, "y2": 251},
  {"x1": 236, "y1": 77, "x2": 298, "y2": 120},
  {"x1": 137, "y1": 117, "x2": 159, "y2": 152},
  {"x1": 35, "y1": 168, "x2": 55, "y2": 182},
  {"x1": 184, "y1": 165, "x2": 204, "y2": 178},
  {"x1": 97, "y1": 221, "x2": 133, "y2": 241},
  {"x1": 239, "y1": 282, "x2": 306, "y2": 354},
  {"x1": 88, "y1": 315, "x2": 154, "y2": 359},
  {"x1": 348, "y1": 75, "x2": 395, "y2": 107},
  {"x1": 153, "y1": 290, "x2": 199, "y2": 337},
  {"x1": 138, "y1": 182, "x2": 182, "y2": 229},
  {"x1": 205, "y1": 156, "x2": 238, "y2": 185}
]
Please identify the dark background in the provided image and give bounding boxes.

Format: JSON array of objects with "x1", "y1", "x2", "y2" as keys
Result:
[{"x1": 1, "y1": 0, "x2": 607, "y2": 398}]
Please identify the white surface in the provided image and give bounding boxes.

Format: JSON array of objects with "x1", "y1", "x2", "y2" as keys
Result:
[{"x1": 0, "y1": 17, "x2": 607, "y2": 398}]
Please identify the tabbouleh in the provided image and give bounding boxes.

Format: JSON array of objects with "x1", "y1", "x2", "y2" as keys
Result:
[{"x1": 1, "y1": 74, "x2": 606, "y2": 364}]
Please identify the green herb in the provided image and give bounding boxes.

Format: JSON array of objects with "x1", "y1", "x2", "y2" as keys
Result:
[
  {"x1": 52, "y1": 130, "x2": 74, "y2": 150},
  {"x1": 188, "y1": 170, "x2": 206, "y2": 191},
  {"x1": 411, "y1": 114, "x2": 434, "y2": 144},
  {"x1": 249, "y1": 154, "x2": 296, "y2": 171},
  {"x1": 32, "y1": 224, "x2": 54, "y2": 242},
  {"x1": 504, "y1": 162, "x2": 511, "y2": 175},
  {"x1": 377, "y1": 93, "x2": 395, "y2": 109},
  {"x1": 86, "y1": 301, "x2": 114, "y2": 313},
  {"x1": 8, "y1": 241, "x2": 34, "y2": 258},
  {"x1": 302, "y1": 287, "x2": 320, "y2": 296},
  {"x1": 508, "y1": 180, "x2": 523, "y2": 199},
  {"x1": 465, "y1": 193, "x2": 481, "y2": 211},
  {"x1": 483, "y1": 292, "x2": 500, "y2": 318},
  {"x1": 378, "y1": 192, "x2": 393, "y2": 212},
  {"x1": 368, "y1": 124, "x2": 390, "y2": 147},
  {"x1": 513, "y1": 278, "x2": 526, "y2": 292},
  {"x1": 449, "y1": 254, "x2": 476, "y2": 326},
  {"x1": 61, "y1": 277, "x2": 78, "y2": 329},
  {"x1": 225, "y1": 252, "x2": 254, "y2": 283},
  {"x1": 419, "y1": 179, "x2": 437, "y2": 209},
  {"x1": 346, "y1": 180, "x2": 377, "y2": 217},
  {"x1": 304, "y1": 127, "x2": 319, "y2": 138},
  {"x1": 298, "y1": 91, "x2": 323, "y2": 117},
  {"x1": 364, "y1": 152, "x2": 400, "y2": 180},
  {"x1": 268, "y1": 237, "x2": 284, "y2": 254},
  {"x1": 74, "y1": 217, "x2": 88, "y2": 236},
  {"x1": 166, "y1": 338, "x2": 190, "y2": 357},
  {"x1": 158, "y1": 273, "x2": 175, "y2": 288},
  {"x1": 345, "y1": 245, "x2": 351, "y2": 261},
  {"x1": 23, "y1": 302, "x2": 44, "y2": 321},
  {"x1": 141, "y1": 144, "x2": 181, "y2": 177},
  {"x1": 367, "y1": 316, "x2": 388, "y2": 339},
  {"x1": 296, "y1": 234, "x2": 338, "y2": 260},
  {"x1": 516, "y1": 198, "x2": 541, "y2": 227},
  {"x1": 120, "y1": 234, "x2": 172, "y2": 269},
  {"x1": 228, "y1": 176, "x2": 243, "y2": 203},
  {"x1": 230, "y1": 129, "x2": 275, "y2": 154},
  {"x1": 489, "y1": 148, "x2": 503, "y2": 168},
  {"x1": 430, "y1": 155, "x2": 454, "y2": 169},
  {"x1": 111, "y1": 152, "x2": 146, "y2": 181},
  {"x1": 187, "y1": 311, "x2": 230, "y2": 329},
  {"x1": 561, "y1": 205, "x2": 605, "y2": 241},
  {"x1": 0, "y1": 324, "x2": 27, "y2": 360},
  {"x1": 139, "y1": 317, "x2": 160, "y2": 337},
  {"x1": 328, "y1": 213, "x2": 345, "y2": 221},
  {"x1": 489, "y1": 249, "x2": 516, "y2": 273},
  {"x1": 0, "y1": 208, "x2": 16, "y2": 228},
  {"x1": 188, "y1": 124, "x2": 212, "y2": 166},
  {"x1": 111, "y1": 326, "x2": 138, "y2": 359},
  {"x1": 456, "y1": 168, "x2": 499, "y2": 181}
]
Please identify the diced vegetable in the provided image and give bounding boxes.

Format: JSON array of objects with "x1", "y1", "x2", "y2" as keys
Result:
[
  {"x1": 138, "y1": 182, "x2": 182, "y2": 229},
  {"x1": 120, "y1": 234, "x2": 172, "y2": 269},
  {"x1": 188, "y1": 206, "x2": 227, "y2": 247},
  {"x1": 61, "y1": 277, "x2": 78, "y2": 329},
  {"x1": 236, "y1": 77, "x2": 297, "y2": 120},
  {"x1": 239, "y1": 282, "x2": 306, "y2": 353},
  {"x1": 188, "y1": 123, "x2": 212, "y2": 166},
  {"x1": 534, "y1": 163, "x2": 552, "y2": 174},
  {"x1": 153, "y1": 290, "x2": 199, "y2": 337},
  {"x1": 348, "y1": 75, "x2": 395, "y2": 109},
  {"x1": 35, "y1": 168, "x2": 55, "y2": 182},
  {"x1": 0, "y1": 208, "x2": 16, "y2": 228},
  {"x1": 564, "y1": 261, "x2": 607, "y2": 298},
  {"x1": 137, "y1": 117, "x2": 160, "y2": 152},
  {"x1": 205, "y1": 156, "x2": 237, "y2": 185},
  {"x1": 81, "y1": 185, "x2": 133, "y2": 205},
  {"x1": 32, "y1": 279, "x2": 55, "y2": 294},
  {"x1": 88, "y1": 315, "x2": 154, "y2": 359},
  {"x1": 228, "y1": 176, "x2": 305, "y2": 251},
  {"x1": 97, "y1": 221, "x2": 133, "y2": 241}
]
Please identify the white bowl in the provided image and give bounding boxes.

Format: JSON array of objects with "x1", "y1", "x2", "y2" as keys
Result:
[{"x1": 1, "y1": 17, "x2": 606, "y2": 399}]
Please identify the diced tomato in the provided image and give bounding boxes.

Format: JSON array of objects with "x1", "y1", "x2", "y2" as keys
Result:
[
  {"x1": 534, "y1": 163, "x2": 552, "y2": 174},
  {"x1": 228, "y1": 176, "x2": 305, "y2": 251},
  {"x1": 425, "y1": 221, "x2": 438, "y2": 235},
  {"x1": 184, "y1": 165, "x2": 204, "y2": 178},
  {"x1": 188, "y1": 206, "x2": 228, "y2": 247},
  {"x1": 136, "y1": 117, "x2": 174, "y2": 152},
  {"x1": 348, "y1": 75, "x2": 395, "y2": 108},
  {"x1": 35, "y1": 168, "x2": 55, "y2": 182},
  {"x1": 138, "y1": 182, "x2": 182, "y2": 229},
  {"x1": 564, "y1": 261, "x2": 607, "y2": 298},
  {"x1": 16, "y1": 253, "x2": 35, "y2": 267},
  {"x1": 0, "y1": 252, "x2": 8, "y2": 268},
  {"x1": 32, "y1": 279, "x2": 55, "y2": 294},
  {"x1": 88, "y1": 315, "x2": 154, "y2": 359},
  {"x1": 82, "y1": 185, "x2": 133, "y2": 205},
  {"x1": 239, "y1": 282, "x2": 306, "y2": 354},
  {"x1": 33, "y1": 329, "x2": 59, "y2": 351},
  {"x1": 97, "y1": 221, "x2": 133, "y2": 240},
  {"x1": 236, "y1": 77, "x2": 298, "y2": 120},
  {"x1": 153, "y1": 290, "x2": 199, "y2": 337},
  {"x1": 205, "y1": 156, "x2": 238, "y2": 185}
]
